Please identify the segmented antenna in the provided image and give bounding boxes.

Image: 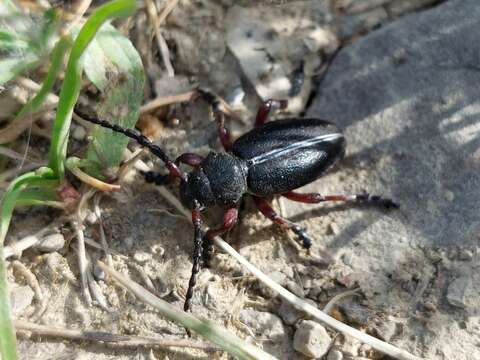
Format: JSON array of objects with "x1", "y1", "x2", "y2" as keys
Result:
[{"x1": 74, "y1": 107, "x2": 185, "y2": 180}]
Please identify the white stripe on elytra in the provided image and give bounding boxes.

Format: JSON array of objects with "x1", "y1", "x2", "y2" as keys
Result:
[{"x1": 247, "y1": 133, "x2": 343, "y2": 166}]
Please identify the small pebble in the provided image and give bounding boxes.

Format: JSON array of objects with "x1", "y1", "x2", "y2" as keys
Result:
[
  {"x1": 133, "y1": 251, "x2": 152, "y2": 263},
  {"x1": 327, "y1": 349, "x2": 344, "y2": 360},
  {"x1": 72, "y1": 125, "x2": 87, "y2": 141},
  {"x1": 93, "y1": 264, "x2": 106, "y2": 281},
  {"x1": 446, "y1": 276, "x2": 469, "y2": 308},
  {"x1": 10, "y1": 285, "x2": 34, "y2": 316},
  {"x1": 35, "y1": 233, "x2": 65, "y2": 253},
  {"x1": 240, "y1": 309, "x2": 285, "y2": 338},
  {"x1": 458, "y1": 249, "x2": 474, "y2": 261},
  {"x1": 293, "y1": 320, "x2": 332, "y2": 358}
]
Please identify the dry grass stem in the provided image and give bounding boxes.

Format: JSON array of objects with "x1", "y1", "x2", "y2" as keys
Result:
[
  {"x1": 144, "y1": 0, "x2": 175, "y2": 77},
  {"x1": 157, "y1": 0, "x2": 180, "y2": 26},
  {"x1": 93, "y1": 193, "x2": 113, "y2": 267},
  {"x1": 153, "y1": 186, "x2": 423, "y2": 360},
  {"x1": 322, "y1": 288, "x2": 361, "y2": 314},
  {"x1": 140, "y1": 91, "x2": 195, "y2": 114},
  {"x1": 14, "y1": 320, "x2": 221, "y2": 351}
]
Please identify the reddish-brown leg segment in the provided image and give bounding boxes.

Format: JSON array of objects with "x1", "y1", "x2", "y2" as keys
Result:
[
  {"x1": 253, "y1": 197, "x2": 312, "y2": 249},
  {"x1": 196, "y1": 88, "x2": 233, "y2": 151},
  {"x1": 142, "y1": 153, "x2": 204, "y2": 185},
  {"x1": 282, "y1": 191, "x2": 399, "y2": 209},
  {"x1": 201, "y1": 207, "x2": 238, "y2": 267},
  {"x1": 254, "y1": 99, "x2": 288, "y2": 127},
  {"x1": 184, "y1": 207, "x2": 238, "y2": 312}
]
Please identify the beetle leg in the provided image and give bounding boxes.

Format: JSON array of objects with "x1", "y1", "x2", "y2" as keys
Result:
[
  {"x1": 253, "y1": 197, "x2": 312, "y2": 249},
  {"x1": 196, "y1": 88, "x2": 233, "y2": 151},
  {"x1": 282, "y1": 191, "x2": 399, "y2": 209},
  {"x1": 201, "y1": 207, "x2": 238, "y2": 268},
  {"x1": 254, "y1": 99, "x2": 288, "y2": 127},
  {"x1": 141, "y1": 153, "x2": 205, "y2": 186},
  {"x1": 184, "y1": 201, "x2": 204, "y2": 312}
]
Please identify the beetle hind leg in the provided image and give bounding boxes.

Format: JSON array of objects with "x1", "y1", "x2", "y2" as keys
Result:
[
  {"x1": 253, "y1": 197, "x2": 312, "y2": 249},
  {"x1": 282, "y1": 191, "x2": 399, "y2": 209}
]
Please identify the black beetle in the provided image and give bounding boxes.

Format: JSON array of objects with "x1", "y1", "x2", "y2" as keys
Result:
[{"x1": 75, "y1": 88, "x2": 398, "y2": 312}]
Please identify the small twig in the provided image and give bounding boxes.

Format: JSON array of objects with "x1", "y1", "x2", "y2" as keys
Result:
[
  {"x1": 140, "y1": 91, "x2": 195, "y2": 114},
  {"x1": 128, "y1": 262, "x2": 156, "y2": 293},
  {"x1": 15, "y1": 320, "x2": 220, "y2": 351},
  {"x1": 144, "y1": 0, "x2": 175, "y2": 77},
  {"x1": 12, "y1": 261, "x2": 47, "y2": 321},
  {"x1": 323, "y1": 288, "x2": 361, "y2": 314},
  {"x1": 117, "y1": 148, "x2": 146, "y2": 182}
]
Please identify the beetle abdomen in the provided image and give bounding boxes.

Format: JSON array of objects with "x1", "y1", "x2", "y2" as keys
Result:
[{"x1": 232, "y1": 118, "x2": 345, "y2": 196}]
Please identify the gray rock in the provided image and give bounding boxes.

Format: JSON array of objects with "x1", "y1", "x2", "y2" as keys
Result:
[
  {"x1": 307, "y1": 0, "x2": 480, "y2": 356},
  {"x1": 35, "y1": 233, "x2": 65, "y2": 253},
  {"x1": 310, "y1": 0, "x2": 480, "y2": 250},
  {"x1": 293, "y1": 320, "x2": 331, "y2": 358}
]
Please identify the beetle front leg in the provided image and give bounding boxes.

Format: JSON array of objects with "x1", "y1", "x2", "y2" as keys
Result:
[
  {"x1": 254, "y1": 99, "x2": 288, "y2": 127},
  {"x1": 253, "y1": 197, "x2": 312, "y2": 249},
  {"x1": 196, "y1": 88, "x2": 233, "y2": 151},
  {"x1": 201, "y1": 207, "x2": 238, "y2": 268},
  {"x1": 282, "y1": 191, "x2": 399, "y2": 209}
]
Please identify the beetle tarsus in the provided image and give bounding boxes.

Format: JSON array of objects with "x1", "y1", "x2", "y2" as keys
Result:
[{"x1": 355, "y1": 193, "x2": 400, "y2": 209}]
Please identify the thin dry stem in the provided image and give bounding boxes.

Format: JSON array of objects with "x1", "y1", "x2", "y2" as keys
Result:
[
  {"x1": 15, "y1": 320, "x2": 220, "y2": 351},
  {"x1": 93, "y1": 193, "x2": 113, "y2": 267},
  {"x1": 322, "y1": 288, "x2": 361, "y2": 314},
  {"x1": 157, "y1": 0, "x2": 180, "y2": 26},
  {"x1": 140, "y1": 91, "x2": 195, "y2": 114},
  {"x1": 144, "y1": 0, "x2": 175, "y2": 77}
]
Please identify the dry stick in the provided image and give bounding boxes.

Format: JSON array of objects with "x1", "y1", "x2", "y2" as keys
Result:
[
  {"x1": 97, "y1": 261, "x2": 278, "y2": 360},
  {"x1": 14, "y1": 320, "x2": 220, "y2": 351},
  {"x1": 144, "y1": 0, "x2": 175, "y2": 77},
  {"x1": 71, "y1": 218, "x2": 92, "y2": 306},
  {"x1": 153, "y1": 187, "x2": 423, "y2": 360},
  {"x1": 0, "y1": 146, "x2": 44, "y2": 166},
  {"x1": 11, "y1": 261, "x2": 47, "y2": 321}
]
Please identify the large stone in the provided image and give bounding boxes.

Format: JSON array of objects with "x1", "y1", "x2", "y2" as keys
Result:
[{"x1": 304, "y1": 1, "x2": 480, "y2": 359}]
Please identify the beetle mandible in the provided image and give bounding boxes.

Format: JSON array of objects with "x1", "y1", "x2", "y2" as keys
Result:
[{"x1": 75, "y1": 88, "x2": 398, "y2": 312}]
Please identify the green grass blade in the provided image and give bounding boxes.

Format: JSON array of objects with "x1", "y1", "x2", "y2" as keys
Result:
[
  {"x1": 47, "y1": 0, "x2": 137, "y2": 179},
  {"x1": 0, "y1": 167, "x2": 55, "y2": 360},
  {"x1": 15, "y1": 36, "x2": 71, "y2": 119}
]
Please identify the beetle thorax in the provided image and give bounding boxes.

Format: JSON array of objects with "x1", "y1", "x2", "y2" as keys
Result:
[{"x1": 179, "y1": 152, "x2": 248, "y2": 209}]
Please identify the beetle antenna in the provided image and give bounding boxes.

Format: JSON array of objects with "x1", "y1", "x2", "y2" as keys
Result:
[
  {"x1": 184, "y1": 200, "x2": 204, "y2": 312},
  {"x1": 74, "y1": 107, "x2": 185, "y2": 180}
]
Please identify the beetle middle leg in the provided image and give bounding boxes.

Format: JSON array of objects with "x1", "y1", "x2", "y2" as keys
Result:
[
  {"x1": 196, "y1": 88, "x2": 233, "y2": 151},
  {"x1": 253, "y1": 196, "x2": 312, "y2": 249},
  {"x1": 282, "y1": 191, "x2": 399, "y2": 209},
  {"x1": 254, "y1": 99, "x2": 288, "y2": 127},
  {"x1": 184, "y1": 207, "x2": 238, "y2": 312}
]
